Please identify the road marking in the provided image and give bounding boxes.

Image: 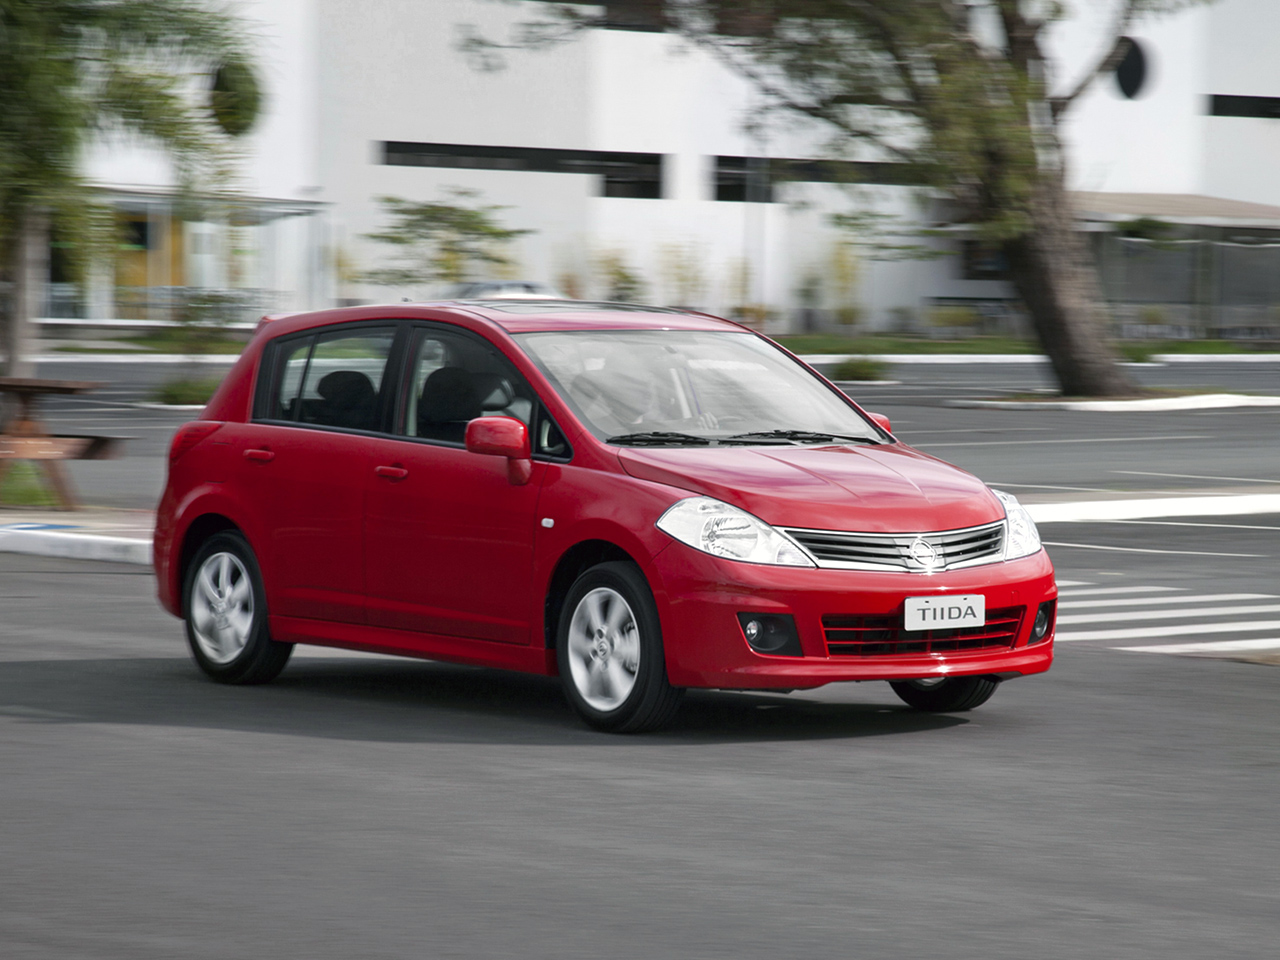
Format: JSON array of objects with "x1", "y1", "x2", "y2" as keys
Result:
[
  {"x1": 987, "y1": 482, "x2": 1115, "y2": 493},
  {"x1": 1059, "y1": 593, "x2": 1274, "y2": 610},
  {"x1": 1057, "y1": 586, "x2": 1182, "y2": 598},
  {"x1": 1059, "y1": 603, "x2": 1280, "y2": 626},
  {"x1": 927, "y1": 435, "x2": 1211, "y2": 448},
  {"x1": 1029, "y1": 493, "x2": 1280, "y2": 523},
  {"x1": 1055, "y1": 580, "x2": 1093, "y2": 588},
  {"x1": 1117, "y1": 638, "x2": 1280, "y2": 654},
  {"x1": 1090, "y1": 519, "x2": 1280, "y2": 532},
  {"x1": 1113, "y1": 470, "x2": 1280, "y2": 485},
  {"x1": 1043, "y1": 541, "x2": 1264, "y2": 558},
  {"x1": 1058, "y1": 620, "x2": 1280, "y2": 642}
]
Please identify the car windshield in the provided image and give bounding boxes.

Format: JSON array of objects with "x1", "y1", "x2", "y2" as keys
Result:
[{"x1": 514, "y1": 329, "x2": 881, "y2": 445}]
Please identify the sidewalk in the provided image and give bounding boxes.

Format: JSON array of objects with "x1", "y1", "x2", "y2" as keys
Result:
[
  {"x1": 0, "y1": 508, "x2": 154, "y2": 565},
  {"x1": 4, "y1": 488, "x2": 1279, "y2": 567}
]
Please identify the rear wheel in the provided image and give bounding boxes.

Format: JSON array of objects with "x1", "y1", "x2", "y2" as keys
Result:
[
  {"x1": 889, "y1": 675, "x2": 999, "y2": 712},
  {"x1": 184, "y1": 531, "x2": 292, "y2": 684},
  {"x1": 556, "y1": 561, "x2": 683, "y2": 733}
]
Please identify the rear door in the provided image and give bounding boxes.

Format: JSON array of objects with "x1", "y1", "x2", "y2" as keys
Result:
[{"x1": 232, "y1": 323, "x2": 399, "y2": 624}]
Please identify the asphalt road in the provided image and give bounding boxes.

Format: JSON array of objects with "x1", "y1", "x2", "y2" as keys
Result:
[
  {"x1": 2, "y1": 528, "x2": 1278, "y2": 960},
  {"x1": 4, "y1": 355, "x2": 1278, "y2": 958}
]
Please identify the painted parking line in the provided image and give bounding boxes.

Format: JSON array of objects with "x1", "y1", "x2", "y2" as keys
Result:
[
  {"x1": 1113, "y1": 470, "x2": 1280, "y2": 485},
  {"x1": 1042, "y1": 541, "x2": 1264, "y2": 558},
  {"x1": 1058, "y1": 603, "x2": 1280, "y2": 626},
  {"x1": 1117, "y1": 638, "x2": 1280, "y2": 655},
  {"x1": 927, "y1": 435, "x2": 1211, "y2": 449}
]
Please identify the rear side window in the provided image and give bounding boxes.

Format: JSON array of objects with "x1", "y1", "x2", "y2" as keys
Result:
[{"x1": 259, "y1": 327, "x2": 397, "y2": 432}]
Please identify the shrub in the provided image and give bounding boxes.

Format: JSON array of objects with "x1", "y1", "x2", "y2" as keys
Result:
[
  {"x1": 150, "y1": 378, "x2": 222, "y2": 406},
  {"x1": 831, "y1": 356, "x2": 890, "y2": 381}
]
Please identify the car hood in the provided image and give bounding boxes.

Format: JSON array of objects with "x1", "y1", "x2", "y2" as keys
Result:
[{"x1": 618, "y1": 442, "x2": 1004, "y2": 533}]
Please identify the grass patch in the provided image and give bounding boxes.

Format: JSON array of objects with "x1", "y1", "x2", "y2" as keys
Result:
[
  {"x1": 0, "y1": 461, "x2": 59, "y2": 508},
  {"x1": 54, "y1": 333, "x2": 246, "y2": 355},
  {"x1": 830, "y1": 356, "x2": 891, "y2": 381},
  {"x1": 1117, "y1": 342, "x2": 1156, "y2": 363},
  {"x1": 149, "y1": 377, "x2": 223, "y2": 406}
]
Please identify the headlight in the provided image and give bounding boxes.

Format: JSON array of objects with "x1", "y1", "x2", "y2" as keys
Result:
[
  {"x1": 994, "y1": 489, "x2": 1042, "y2": 560},
  {"x1": 656, "y1": 497, "x2": 815, "y2": 567}
]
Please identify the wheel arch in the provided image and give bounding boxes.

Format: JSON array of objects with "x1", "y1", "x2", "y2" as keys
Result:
[
  {"x1": 178, "y1": 513, "x2": 243, "y2": 615},
  {"x1": 542, "y1": 539, "x2": 639, "y2": 649}
]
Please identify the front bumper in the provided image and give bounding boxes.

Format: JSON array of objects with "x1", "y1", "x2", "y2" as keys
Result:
[{"x1": 652, "y1": 544, "x2": 1056, "y2": 689}]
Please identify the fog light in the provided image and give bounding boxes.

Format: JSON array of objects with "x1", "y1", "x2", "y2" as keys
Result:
[
  {"x1": 1031, "y1": 600, "x2": 1056, "y2": 643},
  {"x1": 737, "y1": 613, "x2": 802, "y2": 656}
]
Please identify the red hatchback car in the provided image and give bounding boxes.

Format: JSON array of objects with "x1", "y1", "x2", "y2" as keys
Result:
[{"x1": 155, "y1": 300, "x2": 1056, "y2": 731}]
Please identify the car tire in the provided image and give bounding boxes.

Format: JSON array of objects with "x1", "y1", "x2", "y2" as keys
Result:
[
  {"x1": 556, "y1": 561, "x2": 683, "y2": 733},
  {"x1": 889, "y1": 675, "x2": 999, "y2": 712},
  {"x1": 183, "y1": 531, "x2": 292, "y2": 685}
]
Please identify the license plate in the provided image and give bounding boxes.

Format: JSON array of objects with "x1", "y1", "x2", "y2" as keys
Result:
[{"x1": 903, "y1": 594, "x2": 985, "y2": 631}]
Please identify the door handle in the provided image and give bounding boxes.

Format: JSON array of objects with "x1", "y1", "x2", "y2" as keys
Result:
[
  {"x1": 244, "y1": 448, "x2": 275, "y2": 462},
  {"x1": 375, "y1": 465, "x2": 409, "y2": 480}
]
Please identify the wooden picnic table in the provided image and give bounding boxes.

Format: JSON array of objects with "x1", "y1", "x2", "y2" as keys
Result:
[{"x1": 0, "y1": 377, "x2": 123, "y2": 510}]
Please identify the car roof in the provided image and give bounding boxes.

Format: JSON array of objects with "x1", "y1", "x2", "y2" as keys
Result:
[{"x1": 257, "y1": 300, "x2": 750, "y2": 337}]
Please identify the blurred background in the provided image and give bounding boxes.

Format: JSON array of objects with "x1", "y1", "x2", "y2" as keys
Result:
[{"x1": 8, "y1": 0, "x2": 1280, "y2": 348}]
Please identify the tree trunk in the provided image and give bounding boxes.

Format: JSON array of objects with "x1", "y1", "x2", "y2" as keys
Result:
[
  {"x1": 3, "y1": 207, "x2": 50, "y2": 380},
  {"x1": 1003, "y1": 174, "x2": 1137, "y2": 397}
]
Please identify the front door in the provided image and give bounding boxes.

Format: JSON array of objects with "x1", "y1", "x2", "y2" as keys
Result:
[{"x1": 364, "y1": 326, "x2": 546, "y2": 644}]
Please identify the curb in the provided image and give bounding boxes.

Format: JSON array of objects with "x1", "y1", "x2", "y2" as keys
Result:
[
  {"x1": 798, "y1": 352, "x2": 1280, "y2": 365},
  {"x1": 1027, "y1": 493, "x2": 1280, "y2": 523},
  {"x1": 947, "y1": 393, "x2": 1280, "y2": 412},
  {"x1": 0, "y1": 527, "x2": 150, "y2": 565}
]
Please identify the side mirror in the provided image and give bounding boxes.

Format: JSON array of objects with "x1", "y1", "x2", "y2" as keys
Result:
[
  {"x1": 465, "y1": 416, "x2": 533, "y2": 484},
  {"x1": 866, "y1": 412, "x2": 892, "y2": 434}
]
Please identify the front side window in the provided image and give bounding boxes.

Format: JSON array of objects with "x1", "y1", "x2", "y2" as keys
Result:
[
  {"x1": 515, "y1": 329, "x2": 881, "y2": 445},
  {"x1": 402, "y1": 329, "x2": 535, "y2": 443},
  {"x1": 397, "y1": 328, "x2": 571, "y2": 459}
]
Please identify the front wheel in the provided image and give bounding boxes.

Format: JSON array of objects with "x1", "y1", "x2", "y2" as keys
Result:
[
  {"x1": 184, "y1": 531, "x2": 292, "y2": 684},
  {"x1": 556, "y1": 561, "x2": 683, "y2": 733},
  {"x1": 889, "y1": 675, "x2": 999, "y2": 712}
]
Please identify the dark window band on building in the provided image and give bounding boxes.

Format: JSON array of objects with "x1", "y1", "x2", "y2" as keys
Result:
[
  {"x1": 1209, "y1": 95, "x2": 1280, "y2": 119},
  {"x1": 714, "y1": 156, "x2": 928, "y2": 203},
  {"x1": 381, "y1": 141, "x2": 664, "y2": 199}
]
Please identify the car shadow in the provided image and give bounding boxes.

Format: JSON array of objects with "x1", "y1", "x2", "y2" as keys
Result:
[{"x1": 0, "y1": 656, "x2": 967, "y2": 745}]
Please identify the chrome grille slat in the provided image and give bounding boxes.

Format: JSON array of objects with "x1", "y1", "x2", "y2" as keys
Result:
[{"x1": 784, "y1": 520, "x2": 1005, "y2": 572}]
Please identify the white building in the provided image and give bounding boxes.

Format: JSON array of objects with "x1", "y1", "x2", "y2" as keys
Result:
[{"x1": 62, "y1": 0, "x2": 1280, "y2": 336}]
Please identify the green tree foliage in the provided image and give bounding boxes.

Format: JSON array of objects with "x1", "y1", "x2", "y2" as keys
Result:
[
  {"x1": 0, "y1": 0, "x2": 258, "y2": 375},
  {"x1": 467, "y1": 0, "x2": 1215, "y2": 395},
  {"x1": 362, "y1": 189, "x2": 533, "y2": 289}
]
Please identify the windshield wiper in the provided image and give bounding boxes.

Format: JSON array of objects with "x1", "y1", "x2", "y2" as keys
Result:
[
  {"x1": 726, "y1": 429, "x2": 880, "y2": 445},
  {"x1": 606, "y1": 431, "x2": 714, "y2": 446}
]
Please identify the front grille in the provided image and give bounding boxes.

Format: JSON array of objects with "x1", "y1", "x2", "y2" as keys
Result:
[
  {"x1": 822, "y1": 606, "x2": 1024, "y2": 657},
  {"x1": 784, "y1": 520, "x2": 1004, "y2": 572}
]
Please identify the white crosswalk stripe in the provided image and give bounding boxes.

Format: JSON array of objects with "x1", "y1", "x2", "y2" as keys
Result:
[
  {"x1": 1053, "y1": 582, "x2": 1280, "y2": 659},
  {"x1": 1059, "y1": 593, "x2": 1272, "y2": 610}
]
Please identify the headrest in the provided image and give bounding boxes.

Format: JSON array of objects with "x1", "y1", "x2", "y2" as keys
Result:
[{"x1": 420, "y1": 367, "x2": 483, "y2": 422}]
